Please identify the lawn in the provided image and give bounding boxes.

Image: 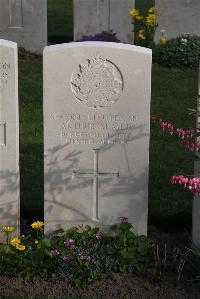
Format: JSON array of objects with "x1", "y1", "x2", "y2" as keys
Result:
[
  {"x1": 19, "y1": 57, "x2": 43, "y2": 220},
  {"x1": 19, "y1": 53, "x2": 198, "y2": 226},
  {"x1": 149, "y1": 66, "x2": 197, "y2": 229},
  {"x1": 48, "y1": 0, "x2": 73, "y2": 43}
]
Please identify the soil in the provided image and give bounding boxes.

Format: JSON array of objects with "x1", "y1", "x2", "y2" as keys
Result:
[
  {"x1": 18, "y1": 47, "x2": 42, "y2": 60},
  {"x1": 0, "y1": 273, "x2": 200, "y2": 299}
]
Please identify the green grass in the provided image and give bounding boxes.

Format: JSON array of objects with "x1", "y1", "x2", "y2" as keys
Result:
[
  {"x1": 150, "y1": 66, "x2": 198, "y2": 221},
  {"x1": 19, "y1": 58, "x2": 43, "y2": 213},
  {"x1": 48, "y1": 0, "x2": 73, "y2": 43},
  {"x1": 18, "y1": 55, "x2": 198, "y2": 222}
]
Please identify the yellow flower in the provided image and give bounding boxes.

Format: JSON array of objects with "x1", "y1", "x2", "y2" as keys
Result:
[
  {"x1": 148, "y1": 6, "x2": 158, "y2": 14},
  {"x1": 138, "y1": 29, "x2": 145, "y2": 40},
  {"x1": 35, "y1": 240, "x2": 39, "y2": 244},
  {"x1": 16, "y1": 244, "x2": 25, "y2": 251},
  {"x1": 159, "y1": 36, "x2": 167, "y2": 45},
  {"x1": 146, "y1": 14, "x2": 156, "y2": 27},
  {"x1": 129, "y1": 8, "x2": 139, "y2": 17},
  {"x1": 10, "y1": 237, "x2": 21, "y2": 247},
  {"x1": 2, "y1": 226, "x2": 15, "y2": 233},
  {"x1": 135, "y1": 15, "x2": 143, "y2": 21},
  {"x1": 31, "y1": 221, "x2": 44, "y2": 230}
]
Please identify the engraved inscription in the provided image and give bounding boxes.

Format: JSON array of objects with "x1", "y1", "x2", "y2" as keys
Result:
[
  {"x1": 0, "y1": 123, "x2": 6, "y2": 146},
  {"x1": 71, "y1": 56, "x2": 123, "y2": 109},
  {"x1": 53, "y1": 113, "x2": 136, "y2": 145},
  {"x1": 9, "y1": 0, "x2": 24, "y2": 28},
  {"x1": 0, "y1": 62, "x2": 11, "y2": 84}
]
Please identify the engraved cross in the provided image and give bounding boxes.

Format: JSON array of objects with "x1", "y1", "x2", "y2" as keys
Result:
[{"x1": 72, "y1": 148, "x2": 119, "y2": 221}]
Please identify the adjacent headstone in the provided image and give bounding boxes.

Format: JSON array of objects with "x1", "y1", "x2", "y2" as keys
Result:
[
  {"x1": 0, "y1": 39, "x2": 19, "y2": 241},
  {"x1": 192, "y1": 65, "x2": 200, "y2": 247},
  {"x1": 155, "y1": 0, "x2": 200, "y2": 42},
  {"x1": 44, "y1": 41, "x2": 152, "y2": 235},
  {"x1": 74, "y1": 0, "x2": 135, "y2": 43},
  {"x1": 0, "y1": 0, "x2": 47, "y2": 54}
]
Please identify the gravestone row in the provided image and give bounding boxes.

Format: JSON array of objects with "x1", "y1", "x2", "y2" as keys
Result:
[
  {"x1": 0, "y1": 0, "x2": 134, "y2": 53},
  {"x1": 0, "y1": 38, "x2": 151, "y2": 242},
  {"x1": 1, "y1": 36, "x2": 200, "y2": 247},
  {"x1": 1, "y1": 0, "x2": 200, "y2": 54}
]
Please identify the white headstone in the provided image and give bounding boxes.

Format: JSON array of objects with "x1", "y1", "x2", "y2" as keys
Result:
[
  {"x1": 44, "y1": 42, "x2": 152, "y2": 235},
  {"x1": 155, "y1": 0, "x2": 200, "y2": 42},
  {"x1": 192, "y1": 65, "x2": 200, "y2": 247},
  {"x1": 0, "y1": 0, "x2": 47, "y2": 54},
  {"x1": 74, "y1": 0, "x2": 135, "y2": 43},
  {"x1": 0, "y1": 39, "x2": 19, "y2": 240}
]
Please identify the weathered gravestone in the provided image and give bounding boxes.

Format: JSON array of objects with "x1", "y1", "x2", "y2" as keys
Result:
[
  {"x1": 74, "y1": 0, "x2": 135, "y2": 43},
  {"x1": 44, "y1": 41, "x2": 152, "y2": 235},
  {"x1": 0, "y1": 39, "x2": 20, "y2": 240},
  {"x1": 0, "y1": 0, "x2": 47, "y2": 54},
  {"x1": 193, "y1": 65, "x2": 200, "y2": 247},
  {"x1": 155, "y1": 0, "x2": 200, "y2": 42}
]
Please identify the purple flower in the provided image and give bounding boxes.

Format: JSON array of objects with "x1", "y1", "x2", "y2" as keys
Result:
[
  {"x1": 50, "y1": 249, "x2": 60, "y2": 257},
  {"x1": 63, "y1": 255, "x2": 70, "y2": 262},
  {"x1": 95, "y1": 232, "x2": 103, "y2": 239},
  {"x1": 75, "y1": 31, "x2": 120, "y2": 43},
  {"x1": 80, "y1": 255, "x2": 91, "y2": 262},
  {"x1": 64, "y1": 238, "x2": 74, "y2": 247}
]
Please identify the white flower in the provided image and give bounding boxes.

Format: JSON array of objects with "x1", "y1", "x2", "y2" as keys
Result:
[{"x1": 181, "y1": 38, "x2": 188, "y2": 45}]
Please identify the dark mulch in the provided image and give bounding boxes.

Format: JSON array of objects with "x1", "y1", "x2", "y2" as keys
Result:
[
  {"x1": 18, "y1": 47, "x2": 42, "y2": 60},
  {"x1": 0, "y1": 273, "x2": 200, "y2": 299}
]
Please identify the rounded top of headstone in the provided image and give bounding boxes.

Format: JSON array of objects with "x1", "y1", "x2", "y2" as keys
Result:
[
  {"x1": 0, "y1": 39, "x2": 17, "y2": 48},
  {"x1": 43, "y1": 41, "x2": 152, "y2": 56}
]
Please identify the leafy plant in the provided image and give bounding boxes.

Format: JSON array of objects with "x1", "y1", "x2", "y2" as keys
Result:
[
  {"x1": 0, "y1": 220, "x2": 153, "y2": 287},
  {"x1": 153, "y1": 35, "x2": 200, "y2": 68},
  {"x1": 129, "y1": 6, "x2": 158, "y2": 48},
  {"x1": 176, "y1": 247, "x2": 200, "y2": 281}
]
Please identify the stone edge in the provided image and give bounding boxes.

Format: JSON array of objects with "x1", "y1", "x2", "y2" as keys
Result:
[
  {"x1": 0, "y1": 38, "x2": 20, "y2": 237},
  {"x1": 43, "y1": 41, "x2": 152, "y2": 56},
  {"x1": 0, "y1": 39, "x2": 17, "y2": 48}
]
